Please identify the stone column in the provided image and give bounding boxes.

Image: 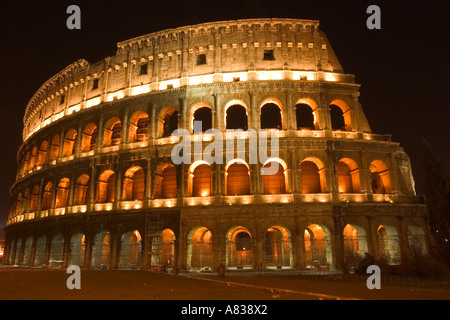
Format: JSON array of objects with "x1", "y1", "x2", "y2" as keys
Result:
[
  {"x1": 96, "y1": 114, "x2": 105, "y2": 153},
  {"x1": 75, "y1": 122, "x2": 83, "y2": 157}
]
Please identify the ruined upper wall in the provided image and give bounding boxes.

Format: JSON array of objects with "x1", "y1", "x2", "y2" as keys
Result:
[{"x1": 22, "y1": 18, "x2": 349, "y2": 141}]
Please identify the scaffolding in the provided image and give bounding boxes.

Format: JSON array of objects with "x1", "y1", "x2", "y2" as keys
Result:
[{"x1": 145, "y1": 212, "x2": 162, "y2": 269}]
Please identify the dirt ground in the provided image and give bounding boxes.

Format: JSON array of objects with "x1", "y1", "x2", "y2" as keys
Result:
[{"x1": 1, "y1": 268, "x2": 450, "y2": 300}]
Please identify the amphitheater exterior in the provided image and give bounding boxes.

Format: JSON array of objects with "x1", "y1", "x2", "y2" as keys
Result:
[{"x1": 4, "y1": 18, "x2": 430, "y2": 272}]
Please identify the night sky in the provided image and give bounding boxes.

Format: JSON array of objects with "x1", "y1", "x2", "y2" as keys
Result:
[{"x1": 1, "y1": 0, "x2": 449, "y2": 235}]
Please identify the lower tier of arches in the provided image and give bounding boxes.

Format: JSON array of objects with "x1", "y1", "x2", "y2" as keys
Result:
[{"x1": 3, "y1": 203, "x2": 430, "y2": 272}]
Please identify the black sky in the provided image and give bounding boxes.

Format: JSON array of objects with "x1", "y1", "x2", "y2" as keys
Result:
[{"x1": 1, "y1": 0, "x2": 449, "y2": 233}]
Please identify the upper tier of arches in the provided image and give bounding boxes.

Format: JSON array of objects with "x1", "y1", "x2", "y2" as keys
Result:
[{"x1": 18, "y1": 95, "x2": 376, "y2": 178}]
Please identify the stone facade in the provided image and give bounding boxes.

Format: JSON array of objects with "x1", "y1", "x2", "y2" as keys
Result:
[{"x1": 4, "y1": 18, "x2": 429, "y2": 271}]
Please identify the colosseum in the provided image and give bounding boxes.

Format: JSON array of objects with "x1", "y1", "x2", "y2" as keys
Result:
[{"x1": 3, "y1": 18, "x2": 430, "y2": 272}]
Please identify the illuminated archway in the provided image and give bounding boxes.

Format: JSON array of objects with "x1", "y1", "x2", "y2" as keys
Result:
[
  {"x1": 262, "y1": 158, "x2": 287, "y2": 194},
  {"x1": 337, "y1": 158, "x2": 360, "y2": 193},
  {"x1": 81, "y1": 123, "x2": 98, "y2": 152},
  {"x1": 128, "y1": 110, "x2": 149, "y2": 143},
  {"x1": 154, "y1": 163, "x2": 177, "y2": 199},
  {"x1": 55, "y1": 178, "x2": 70, "y2": 208},
  {"x1": 304, "y1": 224, "x2": 332, "y2": 268},
  {"x1": 74, "y1": 174, "x2": 90, "y2": 205},
  {"x1": 159, "y1": 106, "x2": 178, "y2": 138},
  {"x1": 265, "y1": 226, "x2": 293, "y2": 268},
  {"x1": 41, "y1": 182, "x2": 53, "y2": 210},
  {"x1": 226, "y1": 226, "x2": 253, "y2": 269},
  {"x1": 330, "y1": 99, "x2": 351, "y2": 131},
  {"x1": 97, "y1": 170, "x2": 116, "y2": 203},
  {"x1": 69, "y1": 233, "x2": 86, "y2": 267},
  {"x1": 158, "y1": 229, "x2": 176, "y2": 268},
  {"x1": 300, "y1": 157, "x2": 326, "y2": 193},
  {"x1": 190, "y1": 102, "x2": 212, "y2": 133},
  {"x1": 103, "y1": 117, "x2": 122, "y2": 147},
  {"x1": 123, "y1": 166, "x2": 145, "y2": 201},
  {"x1": 187, "y1": 227, "x2": 213, "y2": 270},
  {"x1": 119, "y1": 230, "x2": 142, "y2": 269},
  {"x1": 37, "y1": 140, "x2": 48, "y2": 166},
  {"x1": 49, "y1": 134, "x2": 60, "y2": 162},
  {"x1": 29, "y1": 185, "x2": 40, "y2": 212},
  {"x1": 343, "y1": 224, "x2": 368, "y2": 271},
  {"x1": 225, "y1": 159, "x2": 250, "y2": 195},
  {"x1": 62, "y1": 129, "x2": 78, "y2": 157},
  {"x1": 29, "y1": 146, "x2": 37, "y2": 170},
  {"x1": 377, "y1": 225, "x2": 401, "y2": 265},
  {"x1": 370, "y1": 160, "x2": 391, "y2": 194},
  {"x1": 295, "y1": 98, "x2": 319, "y2": 130},
  {"x1": 188, "y1": 161, "x2": 212, "y2": 197}
]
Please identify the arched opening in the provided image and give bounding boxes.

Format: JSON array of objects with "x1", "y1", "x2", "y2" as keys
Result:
[
  {"x1": 188, "y1": 227, "x2": 213, "y2": 270},
  {"x1": 407, "y1": 225, "x2": 428, "y2": 257},
  {"x1": 159, "y1": 229, "x2": 176, "y2": 269},
  {"x1": 55, "y1": 178, "x2": 70, "y2": 208},
  {"x1": 123, "y1": 166, "x2": 145, "y2": 201},
  {"x1": 29, "y1": 146, "x2": 37, "y2": 170},
  {"x1": 343, "y1": 224, "x2": 368, "y2": 271},
  {"x1": 262, "y1": 159, "x2": 287, "y2": 194},
  {"x1": 370, "y1": 160, "x2": 391, "y2": 194},
  {"x1": 69, "y1": 233, "x2": 86, "y2": 267},
  {"x1": 29, "y1": 185, "x2": 40, "y2": 212},
  {"x1": 62, "y1": 129, "x2": 78, "y2": 157},
  {"x1": 97, "y1": 170, "x2": 116, "y2": 203},
  {"x1": 226, "y1": 160, "x2": 250, "y2": 195},
  {"x1": 260, "y1": 103, "x2": 282, "y2": 129},
  {"x1": 154, "y1": 164, "x2": 177, "y2": 199},
  {"x1": 160, "y1": 107, "x2": 179, "y2": 138},
  {"x1": 330, "y1": 99, "x2": 351, "y2": 131},
  {"x1": 189, "y1": 162, "x2": 212, "y2": 197},
  {"x1": 337, "y1": 162, "x2": 353, "y2": 193},
  {"x1": 74, "y1": 174, "x2": 90, "y2": 205},
  {"x1": 12, "y1": 193, "x2": 22, "y2": 218},
  {"x1": 337, "y1": 158, "x2": 361, "y2": 193},
  {"x1": 119, "y1": 230, "x2": 142, "y2": 269},
  {"x1": 226, "y1": 227, "x2": 253, "y2": 269},
  {"x1": 226, "y1": 105, "x2": 248, "y2": 131},
  {"x1": 103, "y1": 118, "x2": 122, "y2": 147},
  {"x1": 377, "y1": 225, "x2": 401, "y2": 265},
  {"x1": 34, "y1": 235, "x2": 47, "y2": 267},
  {"x1": 37, "y1": 140, "x2": 48, "y2": 166},
  {"x1": 22, "y1": 152, "x2": 30, "y2": 175},
  {"x1": 49, "y1": 134, "x2": 60, "y2": 162},
  {"x1": 129, "y1": 111, "x2": 149, "y2": 143},
  {"x1": 91, "y1": 231, "x2": 111, "y2": 269},
  {"x1": 300, "y1": 158, "x2": 326, "y2": 193},
  {"x1": 49, "y1": 233, "x2": 64, "y2": 268},
  {"x1": 192, "y1": 107, "x2": 212, "y2": 133},
  {"x1": 81, "y1": 123, "x2": 98, "y2": 152},
  {"x1": 22, "y1": 237, "x2": 33, "y2": 266},
  {"x1": 304, "y1": 224, "x2": 332, "y2": 269},
  {"x1": 265, "y1": 226, "x2": 292, "y2": 268},
  {"x1": 41, "y1": 182, "x2": 53, "y2": 210},
  {"x1": 296, "y1": 103, "x2": 316, "y2": 130}
]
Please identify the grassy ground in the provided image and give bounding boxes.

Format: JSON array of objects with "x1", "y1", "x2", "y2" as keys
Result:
[{"x1": 1, "y1": 268, "x2": 450, "y2": 300}]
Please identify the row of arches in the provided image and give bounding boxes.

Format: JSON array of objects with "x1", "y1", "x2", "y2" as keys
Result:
[
  {"x1": 19, "y1": 98, "x2": 353, "y2": 177},
  {"x1": 10, "y1": 157, "x2": 392, "y2": 217},
  {"x1": 6, "y1": 223, "x2": 428, "y2": 270}
]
